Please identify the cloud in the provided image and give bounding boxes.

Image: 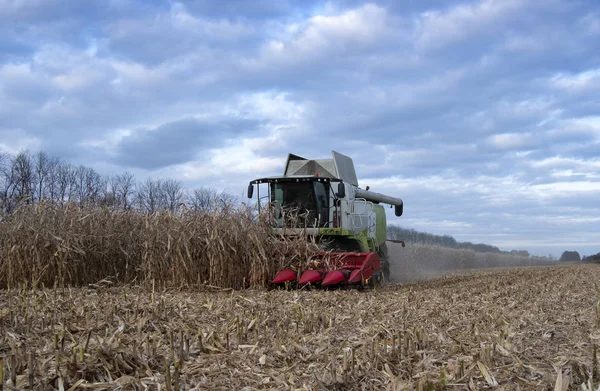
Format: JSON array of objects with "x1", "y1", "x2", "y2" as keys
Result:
[
  {"x1": 531, "y1": 181, "x2": 600, "y2": 193},
  {"x1": 549, "y1": 68, "x2": 600, "y2": 93},
  {"x1": 581, "y1": 12, "x2": 600, "y2": 35},
  {"x1": 106, "y1": 2, "x2": 257, "y2": 64},
  {"x1": 163, "y1": 91, "x2": 313, "y2": 189},
  {"x1": 109, "y1": 117, "x2": 262, "y2": 169},
  {"x1": 412, "y1": 0, "x2": 527, "y2": 50},
  {"x1": 176, "y1": 0, "x2": 301, "y2": 19},
  {"x1": 242, "y1": 3, "x2": 392, "y2": 72},
  {"x1": 487, "y1": 132, "x2": 537, "y2": 150},
  {"x1": 0, "y1": 128, "x2": 41, "y2": 153}
]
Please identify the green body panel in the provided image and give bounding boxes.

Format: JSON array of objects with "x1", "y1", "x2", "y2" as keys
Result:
[
  {"x1": 352, "y1": 231, "x2": 372, "y2": 253},
  {"x1": 372, "y1": 204, "x2": 387, "y2": 247}
]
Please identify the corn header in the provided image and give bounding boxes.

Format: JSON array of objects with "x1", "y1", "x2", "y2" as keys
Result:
[{"x1": 247, "y1": 150, "x2": 404, "y2": 288}]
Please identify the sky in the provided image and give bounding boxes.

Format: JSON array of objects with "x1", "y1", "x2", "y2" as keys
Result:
[{"x1": 1, "y1": 0, "x2": 599, "y2": 257}]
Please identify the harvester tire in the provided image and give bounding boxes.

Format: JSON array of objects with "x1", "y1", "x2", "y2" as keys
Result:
[
  {"x1": 379, "y1": 242, "x2": 391, "y2": 282},
  {"x1": 382, "y1": 262, "x2": 390, "y2": 282}
]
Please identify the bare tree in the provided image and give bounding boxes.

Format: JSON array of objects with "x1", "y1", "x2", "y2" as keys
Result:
[
  {"x1": 216, "y1": 191, "x2": 238, "y2": 210},
  {"x1": 45, "y1": 156, "x2": 61, "y2": 202},
  {"x1": 0, "y1": 152, "x2": 14, "y2": 212},
  {"x1": 102, "y1": 174, "x2": 119, "y2": 208},
  {"x1": 189, "y1": 187, "x2": 237, "y2": 212},
  {"x1": 189, "y1": 187, "x2": 218, "y2": 211},
  {"x1": 115, "y1": 171, "x2": 136, "y2": 210},
  {"x1": 162, "y1": 178, "x2": 185, "y2": 212},
  {"x1": 0, "y1": 152, "x2": 7, "y2": 177},
  {"x1": 73, "y1": 166, "x2": 104, "y2": 207},
  {"x1": 56, "y1": 162, "x2": 76, "y2": 204},
  {"x1": 12, "y1": 150, "x2": 34, "y2": 205},
  {"x1": 74, "y1": 165, "x2": 87, "y2": 205},
  {"x1": 0, "y1": 152, "x2": 8, "y2": 192},
  {"x1": 34, "y1": 151, "x2": 51, "y2": 202},
  {"x1": 137, "y1": 178, "x2": 163, "y2": 214},
  {"x1": 84, "y1": 167, "x2": 105, "y2": 206}
]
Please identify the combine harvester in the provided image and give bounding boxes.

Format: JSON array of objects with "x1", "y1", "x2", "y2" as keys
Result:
[{"x1": 246, "y1": 150, "x2": 405, "y2": 288}]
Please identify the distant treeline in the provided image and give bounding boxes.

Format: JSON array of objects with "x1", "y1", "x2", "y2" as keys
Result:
[
  {"x1": 387, "y1": 225, "x2": 547, "y2": 259},
  {"x1": 582, "y1": 253, "x2": 600, "y2": 263}
]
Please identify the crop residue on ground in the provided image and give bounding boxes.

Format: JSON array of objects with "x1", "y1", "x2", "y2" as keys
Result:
[{"x1": 0, "y1": 264, "x2": 598, "y2": 390}]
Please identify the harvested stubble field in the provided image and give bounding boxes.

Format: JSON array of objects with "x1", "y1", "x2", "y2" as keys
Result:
[
  {"x1": 1, "y1": 264, "x2": 600, "y2": 390},
  {"x1": 386, "y1": 242, "x2": 557, "y2": 283}
]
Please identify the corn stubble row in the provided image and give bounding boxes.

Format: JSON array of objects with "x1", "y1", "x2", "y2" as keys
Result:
[
  {"x1": 1, "y1": 264, "x2": 599, "y2": 390},
  {"x1": 0, "y1": 203, "x2": 319, "y2": 290}
]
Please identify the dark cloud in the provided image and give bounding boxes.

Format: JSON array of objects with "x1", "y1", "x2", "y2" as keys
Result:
[
  {"x1": 113, "y1": 117, "x2": 262, "y2": 169},
  {"x1": 0, "y1": 0, "x2": 151, "y2": 24},
  {"x1": 176, "y1": 0, "x2": 302, "y2": 18},
  {"x1": 104, "y1": 11, "x2": 260, "y2": 65},
  {"x1": 0, "y1": 35, "x2": 34, "y2": 62}
]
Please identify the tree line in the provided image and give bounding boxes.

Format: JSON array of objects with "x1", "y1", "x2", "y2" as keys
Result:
[
  {"x1": 387, "y1": 225, "x2": 554, "y2": 259},
  {"x1": 0, "y1": 150, "x2": 237, "y2": 215}
]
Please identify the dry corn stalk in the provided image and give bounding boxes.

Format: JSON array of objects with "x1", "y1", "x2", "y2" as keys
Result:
[{"x1": 0, "y1": 203, "x2": 321, "y2": 289}]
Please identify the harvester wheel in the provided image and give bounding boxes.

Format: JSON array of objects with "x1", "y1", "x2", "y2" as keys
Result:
[
  {"x1": 382, "y1": 261, "x2": 390, "y2": 282},
  {"x1": 379, "y1": 242, "x2": 391, "y2": 283}
]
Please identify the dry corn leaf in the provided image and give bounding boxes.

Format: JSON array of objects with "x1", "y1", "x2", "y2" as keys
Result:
[{"x1": 477, "y1": 361, "x2": 498, "y2": 387}]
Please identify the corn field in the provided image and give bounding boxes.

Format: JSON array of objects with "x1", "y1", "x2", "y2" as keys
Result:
[
  {"x1": 0, "y1": 202, "x2": 319, "y2": 290},
  {"x1": 1, "y1": 201, "x2": 597, "y2": 390},
  {"x1": 0, "y1": 202, "x2": 557, "y2": 290}
]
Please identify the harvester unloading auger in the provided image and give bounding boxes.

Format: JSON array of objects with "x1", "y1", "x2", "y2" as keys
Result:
[{"x1": 247, "y1": 150, "x2": 405, "y2": 288}]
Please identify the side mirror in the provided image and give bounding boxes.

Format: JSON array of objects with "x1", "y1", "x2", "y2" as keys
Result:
[
  {"x1": 247, "y1": 184, "x2": 254, "y2": 198},
  {"x1": 337, "y1": 182, "x2": 346, "y2": 198},
  {"x1": 395, "y1": 204, "x2": 403, "y2": 217}
]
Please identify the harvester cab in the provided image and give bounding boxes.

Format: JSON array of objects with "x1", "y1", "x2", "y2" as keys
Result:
[{"x1": 247, "y1": 150, "x2": 404, "y2": 288}]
